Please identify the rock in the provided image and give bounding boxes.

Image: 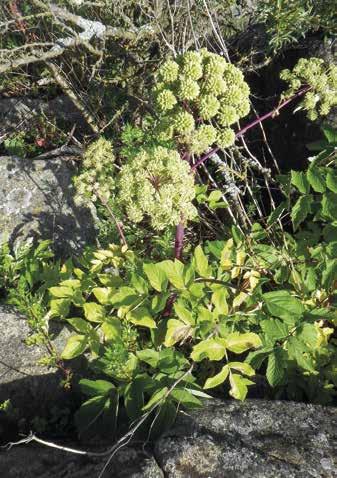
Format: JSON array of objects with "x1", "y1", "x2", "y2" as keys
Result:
[
  {"x1": 154, "y1": 399, "x2": 337, "y2": 477},
  {"x1": 0, "y1": 155, "x2": 97, "y2": 256},
  {"x1": 1, "y1": 398, "x2": 336, "y2": 477},
  {"x1": 0, "y1": 95, "x2": 90, "y2": 139},
  {"x1": 0, "y1": 445, "x2": 164, "y2": 478},
  {"x1": 0, "y1": 305, "x2": 71, "y2": 426}
]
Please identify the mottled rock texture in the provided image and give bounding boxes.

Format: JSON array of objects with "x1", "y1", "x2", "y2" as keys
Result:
[
  {"x1": 0, "y1": 305, "x2": 71, "y2": 425},
  {"x1": 155, "y1": 399, "x2": 337, "y2": 477},
  {"x1": 0, "y1": 445, "x2": 163, "y2": 478},
  {"x1": 1, "y1": 399, "x2": 336, "y2": 477},
  {"x1": 0, "y1": 155, "x2": 96, "y2": 255}
]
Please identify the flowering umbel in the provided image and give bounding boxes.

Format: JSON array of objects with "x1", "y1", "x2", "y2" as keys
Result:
[
  {"x1": 280, "y1": 57, "x2": 337, "y2": 121},
  {"x1": 154, "y1": 49, "x2": 251, "y2": 155},
  {"x1": 74, "y1": 137, "x2": 115, "y2": 204},
  {"x1": 118, "y1": 146, "x2": 197, "y2": 230}
]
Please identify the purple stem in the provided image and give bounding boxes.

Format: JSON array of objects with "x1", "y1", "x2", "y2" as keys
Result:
[
  {"x1": 174, "y1": 221, "x2": 185, "y2": 260},
  {"x1": 191, "y1": 86, "x2": 310, "y2": 172}
]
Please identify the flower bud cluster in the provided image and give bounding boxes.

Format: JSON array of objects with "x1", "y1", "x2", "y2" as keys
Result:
[
  {"x1": 154, "y1": 49, "x2": 251, "y2": 155},
  {"x1": 280, "y1": 57, "x2": 337, "y2": 121},
  {"x1": 74, "y1": 137, "x2": 115, "y2": 204},
  {"x1": 117, "y1": 146, "x2": 197, "y2": 230}
]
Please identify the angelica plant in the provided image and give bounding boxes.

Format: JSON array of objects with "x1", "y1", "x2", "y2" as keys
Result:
[
  {"x1": 280, "y1": 57, "x2": 337, "y2": 120},
  {"x1": 155, "y1": 49, "x2": 251, "y2": 156},
  {"x1": 117, "y1": 146, "x2": 197, "y2": 230},
  {"x1": 74, "y1": 137, "x2": 116, "y2": 204}
]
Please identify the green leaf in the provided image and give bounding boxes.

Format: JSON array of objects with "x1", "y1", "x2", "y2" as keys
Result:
[
  {"x1": 109, "y1": 287, "x2": 139, "y2": 307},
  {"x1": 267, "y1": 202, "x2": 286, "y2": 226},
  {"x1": 164, "y1": 319, "x2": 193, "y2": 347},
  {"x1": 204, "y1": 364, "x2": 229, "y2": 389},
  {"x1": 158, "y1": 260, "x2": 185, "y2": 289},
  {"x1": 67, "y1": 317, "x2": 90, "y2": 334},
  {"x1": 136, "y1": 349, "x2": 160, "y2": 368},
  {"x1": 49, "y1": 286, "x2": 74, "y2": 298},
  {"x1": 194, "y1": 245, "x2": 210, "y2": 277},
  {"x1": 287, "y1": 336, "x2": 315, "y2": 372},
  {"x1": 149, "y1": 399, "x2": 177, "y2": 438},
  {"x1": 183, "y1": 262, "x2": 195, "y2": 286},
  {"x1": 322, "y1": 192, "x2": 337, "y2": 221},
  {"x1": 158, "y1": 349, "x2": 188, "y2": 374},
  {"x1": 229, "y1": 373, "x2": 253, "y2": 401},
  {"x1": 127, "y1": 307, "x2": 156, "y2": 329},
  {"x1": 322, "y1": 259, "x2": 337, "y2": 289},
  {"x1": 228, "y1": 362, "x2": 255, "y2": 377},
  {"x1": 88, "y1": 328, "x2": 100, "y2": 357},
  {"x1": 142, "y1": 387, "x2": 168, "y2": 411},
  {"x1": 266, "y1": 348, "x2": 286, "y2": 387},
  {"x1": 170, "y1": 388, "x2": 202, "y2": 408},
  {"x1": 261, "y1": 319, "x2": 289, "y2": 343},
  {"x1": 173, "y1": 302, "x2": 194, "y2": 324},
  {"x1": 225, "y1": 332, "x2": 262, "y2": 354},
  {"x1": 322, "y1": 126, "x2": 337, "y2": 144},
  {"x1": 211, "y1": 288, "x2": 228, "y2": 315},
  {"x1": 130, "y1": 273, "x2": 148, "y2": 295},
  {"x1": 61, "y1": 334, "x2": 87, "y2": 359},
  {"x1": 124, "y1": 380, "x2": 144, "y2": 420},
  {"x1": 50, "y1": 298, "x2": 70, "y2": 318},
  {"x1": 306, "y1": 166, "x2": 326, "y2": 193},
  {"x1": 326, "y1": 171, "x2": 337, "y2": 193},
  {"x1": 92, "y1": 287, "x2": 113, "y2": 305},
  {"x1": 100, "y1": 317, "x2": 122, "y2": 341},
  {"x1": 143, "y1": 263, "x2": 168, "y2": 292},
  {"x1": 79, "y1": 379, "x2": 115, "y2": 397},
  {"x1": 291, "y1": 195, "x2": 312, "y2": 231},
  {"x1": 291, "y1": 170, "x2": 310, "y2": 194},
  {"x1": 263, "y1": 290, "x2": 304, "y2": 318},
  {"x1": 191, "y1": 338, "x2": 227, "y2": 362},
  {"x1": 83, "y1": 302, "x2": 106, "y2": 323},
  {"x1": 74, "y1": 395, "x2": 107, "y2": 434}
]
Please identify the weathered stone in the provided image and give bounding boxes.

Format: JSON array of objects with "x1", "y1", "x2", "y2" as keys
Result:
[
  {"x1": 155, "y1": 399, "x2": 337, "y2": 477},
  {"x1": 0, "y1": 305, "x2": 71, "y2": 423},
  {"x1": 1, "y1": 398, "x2": 336, "y2": 477},
  {"x1": 0, "y1": 155, "x2": 97, "y2": 255},
  {"x1": 0, "y1": 445, "x2": 164, "y2": 478},
  {"x1": 0, "y1": 95, "x2": 90, "y2": 138}
]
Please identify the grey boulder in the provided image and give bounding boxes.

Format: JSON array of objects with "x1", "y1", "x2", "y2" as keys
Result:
[
  {"x1": 0, "y1": 155, "x2": 96, "y2": 256},
  {"x1": 1, "y1": 398, "x2": 336, "y2": 477},
  {"x1": 0, "y1": 305, "x2": 71, "y2": 424},
  {"x1": 155, "y1": 399, "x2": 337, "y2": 477}
]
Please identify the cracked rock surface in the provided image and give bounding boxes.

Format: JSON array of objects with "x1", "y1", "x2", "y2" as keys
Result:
[
  {"x1": 1, "y1": 399, "x2": 336, "y2": 477},
  {"x1": 154, "y1": 399, "x2": 337, "y2": 477}
]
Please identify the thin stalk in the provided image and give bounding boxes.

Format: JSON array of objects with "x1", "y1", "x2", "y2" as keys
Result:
[
  {"x1": 174, "y1": 221, "x2": 185, "y2": 260},
  {"x1": 191, "y1": 86, "x2": 310, "y2": 172}
]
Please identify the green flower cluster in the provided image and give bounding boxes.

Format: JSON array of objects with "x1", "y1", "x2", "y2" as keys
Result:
[
  {"x1": 280, "y1": 58, "x2": 337, "y2": 121},
  {"x1": 74, "y1": 137, "x2": 115, "y2": 204},
  {"x1": 155, "y1": 49, "x2": 251, "y2": 155},
  {"x1": 117, "y1": 146, "x2": 197, "y2": 230}
]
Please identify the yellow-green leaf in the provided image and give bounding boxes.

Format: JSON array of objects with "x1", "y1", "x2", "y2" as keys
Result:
[
  {"x1": 229, "y1": 373, "x2": 254, "y2": 401},
  {"x1": 228, "y1": 361, "x2": 255, "y2": 377},
  {"x1": 164, "y1": 319, "x2": 192, "y2": 347},
  {"x1": 191, "y1": 338, "x2": 227, "y2": 362},
  {"x1": 204, "y1": 365, "x2": 229, "y2": 389},
  {"x1": 225, "y1": 332, "x2": 262, "y2": 354},
  {"x1": 83, "y1": 302, "x2": 106, "y2": 322},
  {"x1": 61, "y1": 334, "x2": 87, "y2": 360}
]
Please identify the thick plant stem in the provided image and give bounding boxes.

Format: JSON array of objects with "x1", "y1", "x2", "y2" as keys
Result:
[
  {"x1": 191, "y1": 85, "x2": 311, "y2": 172},
  {"x1": 174, "y1": 221, "x2": 185, "y2": 260}
]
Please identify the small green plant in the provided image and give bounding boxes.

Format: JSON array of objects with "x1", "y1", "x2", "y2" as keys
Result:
[
  {"x1": 257, "y1": 0, "x2": 337, "y2": 52},
  {"x1": 43, "y1": 201, "x2": 337, "y2": 436}
]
